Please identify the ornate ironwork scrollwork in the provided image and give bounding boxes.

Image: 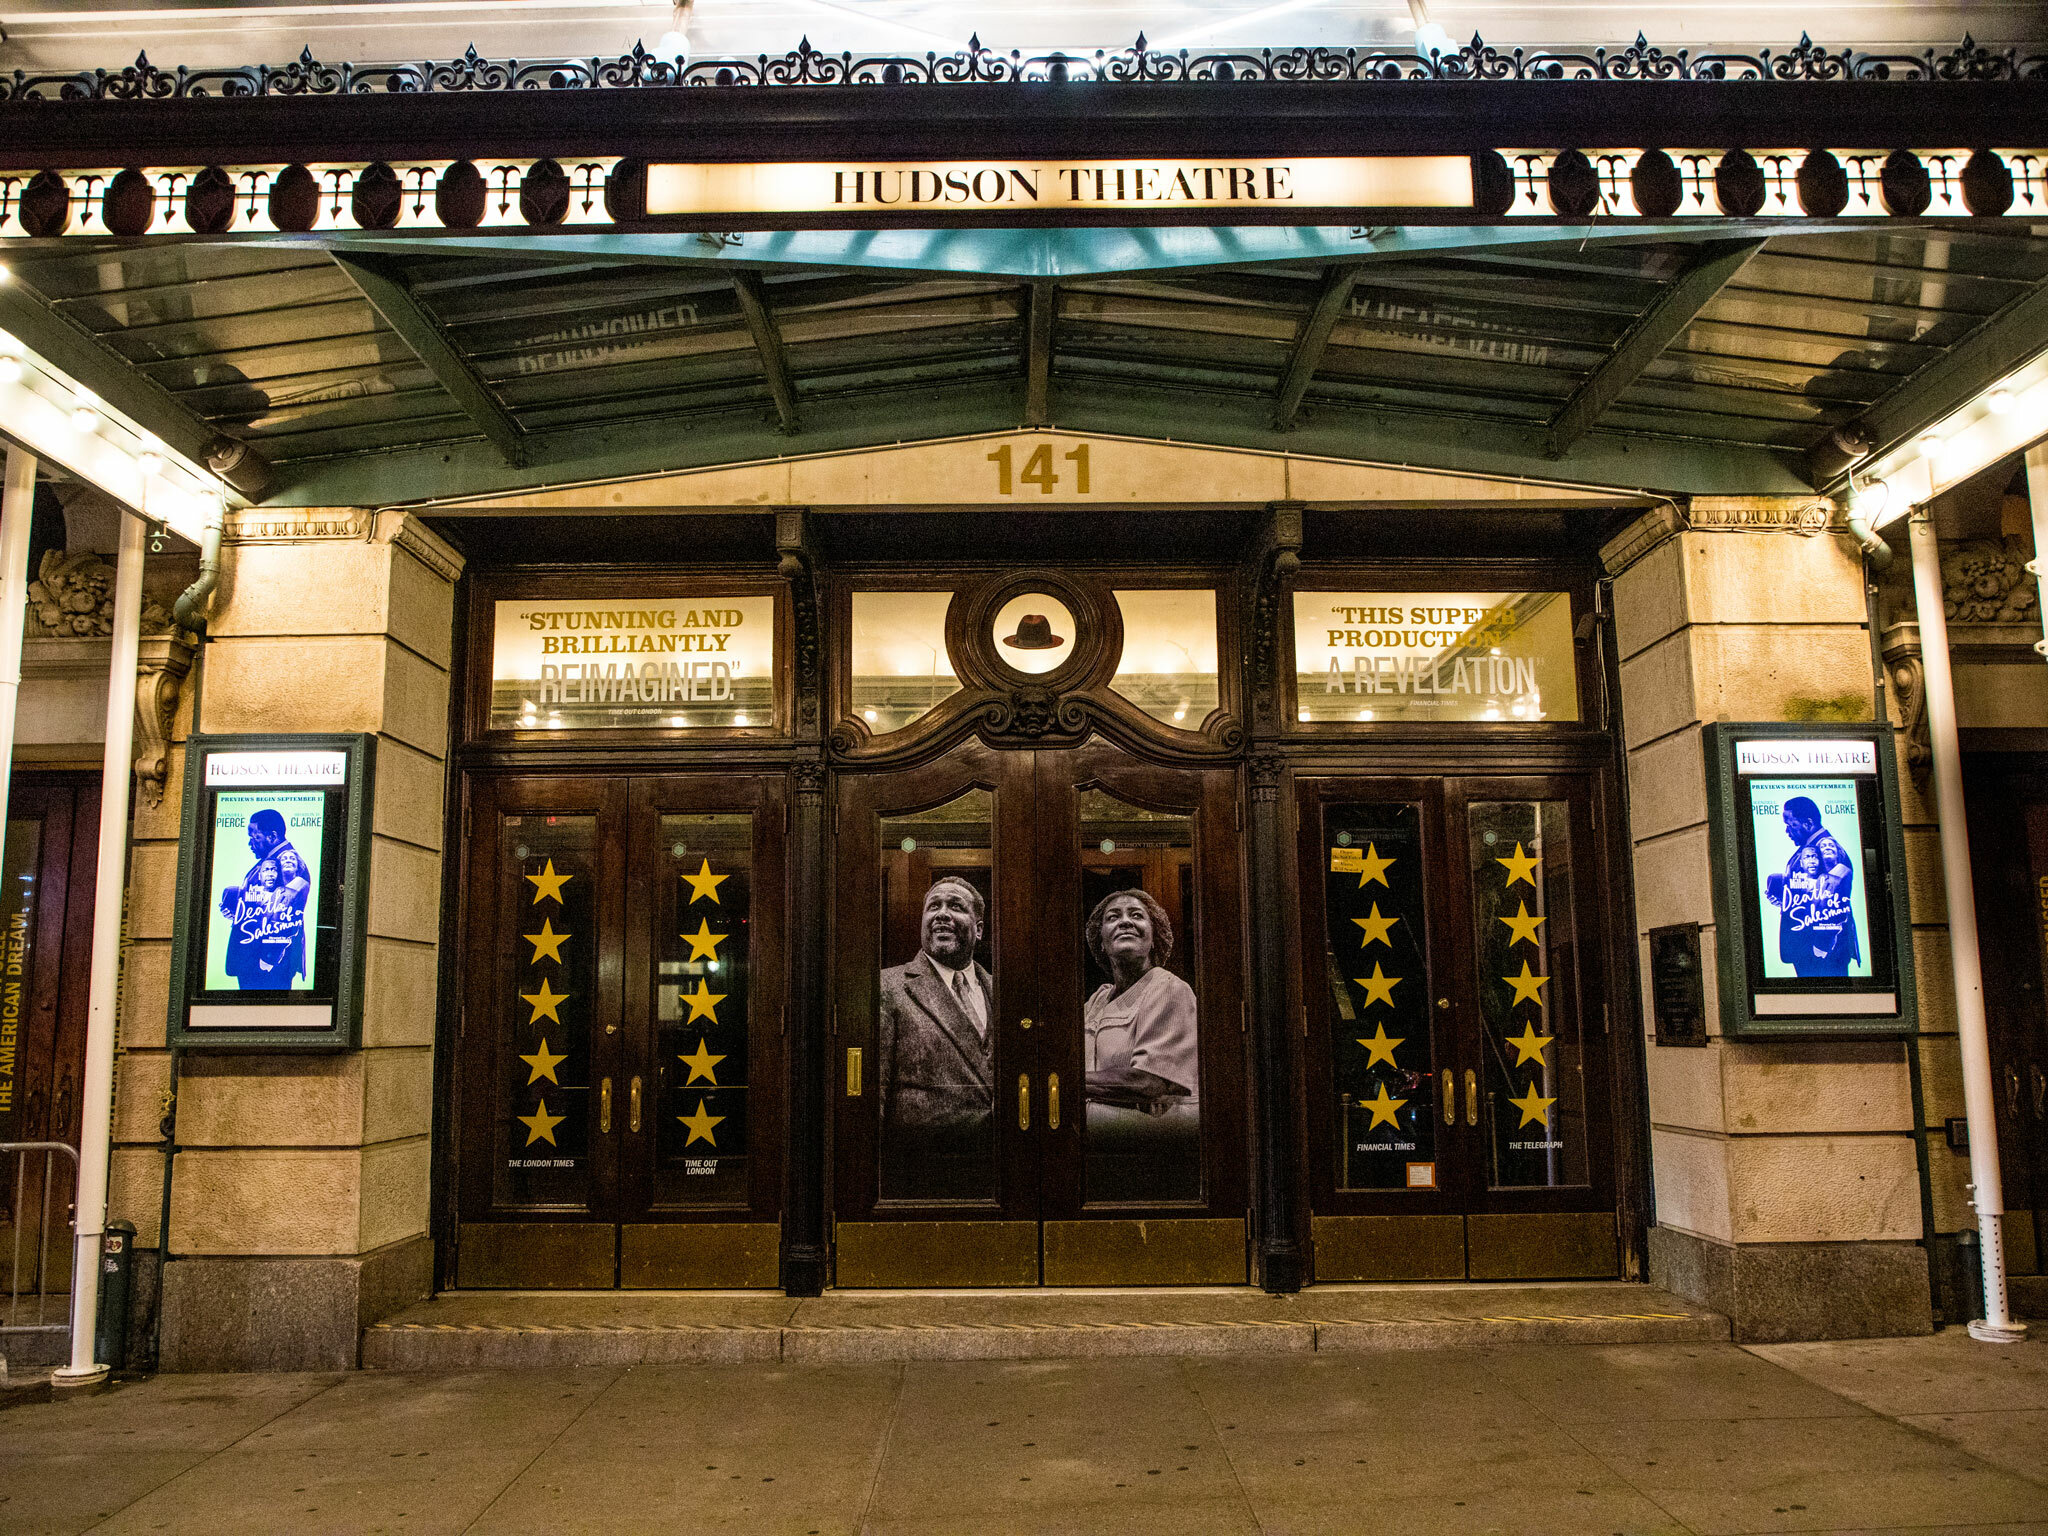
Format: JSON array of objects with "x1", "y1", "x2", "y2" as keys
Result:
[{"x1": 7, "y1": 33, "x2": 2042, "y2": 104}]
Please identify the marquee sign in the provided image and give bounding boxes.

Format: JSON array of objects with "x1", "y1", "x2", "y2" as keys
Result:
[{"x1": 646, "y1": 156, "x2": 1474, "y2": 215}]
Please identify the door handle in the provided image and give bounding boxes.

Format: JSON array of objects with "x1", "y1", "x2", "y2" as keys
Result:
[
  {"x1": 1019, "y1": 1073, "x2": 1031, "y2": 1130},
  {"x1": 629, "y1": 1076, "x2": 642, "y2": 1133},
  {"x1": 846, "y1": 1047, "x2": 863, "y2": 1097},
  {"x1": 599, "y1": 1077, "x2": 612, "y2": 1134},
  {"x1": 1465, "y1": 1069, "x2": 1479, "y2": 1127},
  {"x1": 1048, "y1": 1072, "x2": 1061, "y2": 1131},
  {"x1": 2033, "y1": 1063, "x2": 2046, "y2": 1118},
  {"x1": 1441, "y1": 1070, "x2": 1455, "y2": 1125},
  {"x1": 2008, "y1": 1065, "x2": 2023, "y2": 1117}
]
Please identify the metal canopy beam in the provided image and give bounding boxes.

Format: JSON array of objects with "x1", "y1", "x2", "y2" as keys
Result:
[
  {"x1": 1543, "y1": 238, "x2": 1765, "y2": 459},
  {"x1": 1845, "y1": 274, "x2": 2048, "y2": 468},
  {"x1": 1024, "y1": 279, "x2": 1055, "y2": 427},
  {"x1": 732, "y1": 272, "x2": 800, "y2": 434},
  {"x1": 0, "y1": 279, "x2": 236, "y2": 474},
  {"x1": 256, "y1": 219, "x2": 1825, "y2": 282},
  {"x1": 1273, "y1": 264, "x2": 1363, "y2": 430},
  {"x1": 272, "y1": 372, "x2": 1808, "y2": 510},
  {"x1": 331, "y1": 252, "x2": 528, "y2": 467}
]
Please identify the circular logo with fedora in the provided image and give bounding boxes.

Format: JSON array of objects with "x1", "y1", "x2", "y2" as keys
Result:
[{"x1": 991, "y1": 593, "x2": 1077, "y2": 676}]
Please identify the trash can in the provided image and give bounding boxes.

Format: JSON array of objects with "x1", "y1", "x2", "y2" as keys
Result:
[{"x1": 94, "y1": 1219, "x2": 137, "y2": 1372}]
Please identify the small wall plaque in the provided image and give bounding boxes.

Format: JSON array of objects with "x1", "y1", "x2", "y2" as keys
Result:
[{"x1": 1649, "y1": 923, "x2": 1707, "y2": 1047}]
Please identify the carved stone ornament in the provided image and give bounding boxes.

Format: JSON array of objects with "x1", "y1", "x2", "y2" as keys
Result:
[
  {"x1": 1940, "y1": 536, "x2": 2040, "y2": 626},
  {"x1": 134, "y1": 633, "x2": 197, "y2": 809},
  {"x1": 25, "y1": 549, "x2": 172, "y2": 639},
  {"x1": 1879, "y1": 620, "x2": 1929, "y2": 778}
]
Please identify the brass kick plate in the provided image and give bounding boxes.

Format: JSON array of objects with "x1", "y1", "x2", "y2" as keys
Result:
[
  {"x1": 1041, "y1": 1218, "x2": 1247, "y2": 1286},
  {"x1": 622, "y1": 1223, "x2": 779, "y2": 1288},
  {"x1": 1311, "y1": 1214, "x2": 1466, "y2": 1282},
  {"x1": 457, "y1": 1222, "x2": 616, "y2": 1289},
  {"x1": 834, "y1": 1221, "x2": 1039, "y2": 1287}
]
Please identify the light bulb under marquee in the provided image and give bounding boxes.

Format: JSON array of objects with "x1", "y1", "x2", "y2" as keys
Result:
[
  {"x1": 70, "y1": 405, "x2": 100, "y2": 432},
  {"x1": 0, "y1": 356, "x2": 20, "y2": 384},
  {"x1": 137, "y1": 451, "x2": 163, "y2": 477},
  {"x1": 1988, "y1": 389, "x2": 2013, "y2": 415}
]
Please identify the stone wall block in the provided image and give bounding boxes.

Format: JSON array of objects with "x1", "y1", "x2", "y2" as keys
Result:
[
  {"x1": 112, "y1": 1051, "x2": 171, "y2": 1144},
  {"x1": 1626, "y1": 725, "x2": 1707, "y2": 842},
  {"x1": 212, "y1": 540, "x2": 394, "y2": 642},
  {"x1": 1915, "y1": 1034, "x2": 1965, "y2": 1125},
  {"x1": 379, "y1": 645, "x2": 450, "y2": 760},
  {"x1": 108, "y1": 1146, "x2": 165, "y2": 1246},
  {"x1": 1954, "y1": 662, "x2": 2048, "y2": 729},
  {"x1": 1928, "y1": 1149, "x2": 1974, "y2": 1231},
  {"x1": 1683, "y1": 531, "x2": 1867, "y2": 626},
  {"x1": 202, "y1": 635, "x2": 387, "y2": 737},
  {"x1": 1690, "y1": 625, "x2": 1877, "y2": 724},
  {"x1": 1632, "y1": 825, "x2": 1713, "y2": 933},
  {"x1": 121, "y1": 939, "x2": 173, "y2": 1049},
  {"x1": 1644, "y1": 1039, "x2": 1726, "y2": 1133},
  {"x1": 175, "y1": 1053, "x2": 367, "y2": 1147},
  {"x1": 1611, "y1": 533, "x2": 1687, "y2": 662},
  {"x1": 1727, "y1": 1134, "x2": 1922, "y2": 1243},
  {"x1": 169, "y1": 1147, "x2": 361, "y2": 1255},
  {"x1": 359, "y1": 1136, "x2": 430, "y2": 1251},
  {"x1": 1720, "y1": 1041, "x2": 1914, "y2": 1134},
  {"x1": 125, "y1": 840, "x2": 181, "y2": 941},
  {"x1": 384, "y1": 543, "x2": 457, "y2": 670},
  {"x1": 363, "y1": 1047, "x2": 434, "y2": 1144},
  {"x1": 367, "y1": 836, "x2": 445, "y2": 945},
  {"x1": 371, "y1": 739, "x2": 446, "y2": 852},
  {"x1": 1912, "y1": 927, "x2": 1959, "y2": 1036},
  {"x1": 1619, "y1": 630, "x2": 1697, "y2": 750},
  {"x1": 363, "y1": 938, "x2": 441, "y2": 1048},
  {"x1": 1900, "y1": 826, "x2": 1949, "y2": 925},
  {"x1": 1649, "y1": 1127, "x2": 1734, "y2": 1242}
]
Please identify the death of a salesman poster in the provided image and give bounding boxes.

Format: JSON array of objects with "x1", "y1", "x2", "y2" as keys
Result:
[
  {"x1": 203, "y1": 791, "x2": 326, "y2": 992},
  {"x1": 1749, "y1": 779, "x2": 1869, "y2": 980}
]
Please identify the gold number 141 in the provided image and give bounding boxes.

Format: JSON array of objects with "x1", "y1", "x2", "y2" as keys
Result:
[{"x1": 987, "y1": 442, "x2": 1091, "y2": 495}]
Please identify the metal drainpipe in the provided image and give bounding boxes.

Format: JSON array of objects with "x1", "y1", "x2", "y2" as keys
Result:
[
  {"x1": 1908, "y1": 504, "x2": 2026, "y2": 1342},
  {"x1": 51, "y1": 507, "x2": 148, "y2": 1388}
]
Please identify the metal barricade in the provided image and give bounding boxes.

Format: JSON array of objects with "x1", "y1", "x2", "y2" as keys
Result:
[{"x1": 1, "y1": 1142, "x2": 79, "y2": 1359}]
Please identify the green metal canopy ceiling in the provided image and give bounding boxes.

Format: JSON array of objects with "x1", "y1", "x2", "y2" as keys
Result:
[{"x1": 5, "y1": 221, "x2": 2044, "y2": 506}]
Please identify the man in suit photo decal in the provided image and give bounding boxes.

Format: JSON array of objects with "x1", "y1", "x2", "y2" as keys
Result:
[{"x1": 877, "y1": 875, "x2": 996, "y2": 1200}]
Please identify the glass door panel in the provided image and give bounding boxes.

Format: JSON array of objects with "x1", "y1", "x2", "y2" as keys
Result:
[
  {"x1": 1077, "y1": 789, "x2": 1200, "y2": 1206},
  {"x1": 1320, "y1": 799, "x2": 1441, "y2": 1195},
  {"x1": 491, "y1": 808, "x2": 613, "y2": 1213},
  {"x1": 1466, "y1": 799, "x2": 1590, "y2": 1191},
  {"x1": 876, "y1": 788, "x2": 999, "y2": 1205}
]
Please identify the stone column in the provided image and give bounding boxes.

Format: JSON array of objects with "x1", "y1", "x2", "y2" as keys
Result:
[
  {"x1": 1603, "y1": 498, "x2": 1931, "y2": 1342},
  {"x1": 111, "y1": 508, "x2": 463, "y2": 1371}
]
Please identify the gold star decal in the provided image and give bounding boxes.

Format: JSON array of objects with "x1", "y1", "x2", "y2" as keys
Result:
[
  {"x1": 1360, "y1": 1083, "x2": 1407, "y2": 1130},
  {"x1": 520, "y1": 977, "x2": 568, "y2": 1025},
  {"x1": 1506, "y1": 1022, "x2": 1554, "y2": 1067},
  {"x1": 524, "y1": 918, "x2": 569, "y2": 965},
  {"x1": 1508, "y1": 1082, "x2": 1557, "y2": 1128},
  {"x1": 681, "y1": 979, "x2": 725, "y2": 1024},
  {"x1": 525, "y1": 858, "x2": 571, "y2": 905},
  {"x1": 1498, "y1": 901, "x2": 1545, "y2": 947},
  {"x1": 519, "y1": 1037, "x2": 567, "y2": 1085},
  {"x1": 1351, "y1": 905, "x2": 1398, "y2": 947},
  {"x1": 518, "y1": 1099, "x2": 566, "y2": 1146},
  {"x1": 680, "y1": 919, "x2": 725, "y2": 963},
  {"x1": 1502, "y1": 962, "x2": 1548, "y2": 1007},
  {"x1": 1352, "y1": 843, "x2": 1395, "y2": 888},
  {"x1": 678, "y1": 1039, "x2": 725, "y2": 1085},
  {"x1": 682, "y1": 859, "x2": 727, "y2": 905},
  {"x1": 1355, "y1": 1024, "x2": 1403, "y2": 1068},
  {"x1": 678, "y1": 1099, "x2": 724, "y2": 1147},
  {"x1": 1496, "y1": 842, "x2": 1540, "y2": 888},
  {"x1": 1353, "y1": 964, "x2": 1402, "y2": 1009}
]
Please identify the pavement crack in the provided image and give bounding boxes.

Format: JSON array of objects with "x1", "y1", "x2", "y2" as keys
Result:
[
  {"x1": 456, "y1": 1367, "x2": 623, "y2": 1535},
  {"x1": 854, "y1": 1361, "x2": 908, "y2": 1536}
]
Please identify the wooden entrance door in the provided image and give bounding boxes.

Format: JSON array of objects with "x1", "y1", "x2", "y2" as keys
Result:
[
  {"x1": 454, "y1": 773, "x2": 785, "y2": 1288},
  {"x1": 832, "y1": 737, "x2": 1248, "y2": 1286},
  {"x1": 1297, "y1": 774, "x2": 1622, "y2": 1281}
]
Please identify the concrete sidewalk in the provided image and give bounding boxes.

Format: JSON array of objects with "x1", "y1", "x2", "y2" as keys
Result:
[{"x1": 2, "y1": 1330, "x2": 2044, "y2": 1535}]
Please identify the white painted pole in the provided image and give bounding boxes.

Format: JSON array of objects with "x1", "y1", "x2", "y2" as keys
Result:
[
  {"x1": 1908, "y1": 505, "x2": 2026, "y2": 1342},
  {"x1": 2028, "y1": 444, "x2": 2048, "y2": 658},
  {"x1": 52, "y1": 508, "x2": 146, "y2": 1387},
  {"x1": 0, "y1": 449, "x2": 37, "y2": 839}
]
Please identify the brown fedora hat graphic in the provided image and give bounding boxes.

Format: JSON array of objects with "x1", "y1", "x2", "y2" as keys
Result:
[{"x1": 1003, "y1": 613, "x2": 1065, "y2": 649}]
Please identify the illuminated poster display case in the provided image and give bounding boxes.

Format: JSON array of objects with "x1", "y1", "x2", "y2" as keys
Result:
[
  {"x1": 1702, "y1": 723, "x2": 1916, "y2": 1040},
  {"x1": 168, "y1": 734, "x2": 376, "y2": 1051}
]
